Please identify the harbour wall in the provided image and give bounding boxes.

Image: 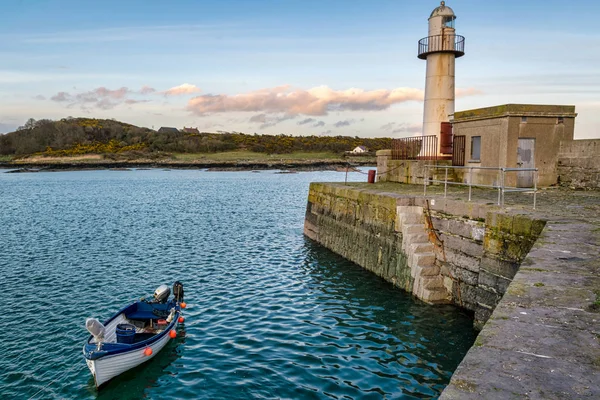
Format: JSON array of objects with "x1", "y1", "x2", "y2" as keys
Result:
[
  {"x1": 304, "y1": 183, "x2": 545, "y2": 329},
  {"x1": 557, "y1": 139, "x2": 600, "y2": 189}
]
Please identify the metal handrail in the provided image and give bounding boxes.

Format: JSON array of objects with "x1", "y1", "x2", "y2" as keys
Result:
[
  {"x1": 418, "y1": 34, "x2": 465, "y2": 59},
  {"x1": 392, "y1": 135, "x2": 438, "y2": 160},
  {"x1": 423, "y1": 165, "x2": 539, "y2": 209}
]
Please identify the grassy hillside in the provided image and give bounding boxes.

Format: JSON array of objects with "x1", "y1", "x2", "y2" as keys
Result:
[{"x1": 0, "y1": 117, "x2": 391, "y2": 160}]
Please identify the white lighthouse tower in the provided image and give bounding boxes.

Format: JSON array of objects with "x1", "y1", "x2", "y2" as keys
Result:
[{"x1": 418, "y1": 1, "x2": 465, "y2": 155}]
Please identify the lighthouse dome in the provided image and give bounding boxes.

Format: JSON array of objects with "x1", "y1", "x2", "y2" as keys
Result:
[{"x1": 430, "y1": 1, "x2": 455, "y2": 18}]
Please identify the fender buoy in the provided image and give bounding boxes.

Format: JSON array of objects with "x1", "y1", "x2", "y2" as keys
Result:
[
  {"x1": 169, "y1": 330, "x2": 177, "y2": 339},
  {"x1": 144, "y1": 347, "x2": 153, "y2": 356}
]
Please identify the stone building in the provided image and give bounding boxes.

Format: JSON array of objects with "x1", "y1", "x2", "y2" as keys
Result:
[{"x1": 451, "y1": 104, "x2": 577, "y2": 187}]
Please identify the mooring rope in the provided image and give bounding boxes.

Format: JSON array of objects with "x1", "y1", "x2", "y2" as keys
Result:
[{"x1": 28, "y1": 361, "x2": 86, "y2": 400}]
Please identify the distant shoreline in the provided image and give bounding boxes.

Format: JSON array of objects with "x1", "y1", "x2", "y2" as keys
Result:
[{"x1": 0, "y1": 160, "x2": 376, "y2": 173}]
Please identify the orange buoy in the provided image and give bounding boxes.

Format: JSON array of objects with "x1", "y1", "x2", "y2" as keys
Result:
[
  {"x1": 144, "y1": 347, "x2": 153, "y2": 356},
  {"x1": 169, "y1": 330, "x2": 177, "y2": 339},
  {"x1": 178, "y1": 316, "x2": 185, "y2": 323},
  {"x1": 180, "y1": 302, "x2": 187, "y2": 309}
]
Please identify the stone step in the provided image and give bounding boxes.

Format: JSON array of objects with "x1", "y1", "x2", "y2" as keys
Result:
[
  {"x1": 410, "y1": 242, "x2": 434, "y2": 254},
  {"x1": 411, "y1": 252, "x2": 435, "y2": 268},
  {"x1": 421, "y1": 287, "x2": 450, "y2": 304},
  {"x1": 402, "y1": 232, "x2": 429, "y2": 249},
  {"x1": 411, "y1": 264, "x2": 437, "y2": 279},
  {"x1": 422, "y1": 275, "x2": 445, "y2": 290},
  {"x1": 400, "y1": 213, "x2": 423, "y2": 228},
  {"x1": 396, "y1": 206, "x2": 423, "y2": 231},
  {"x1": 402, "y1": 223, "x2": 425, "y2": 235},
  {"x1": 413, "y1": 264, "x2": 440, "y2": 277}
]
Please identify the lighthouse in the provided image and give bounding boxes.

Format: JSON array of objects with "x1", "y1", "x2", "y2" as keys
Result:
[{"x1": 418, "y1": 1, "x2": 465, "y2": 155}]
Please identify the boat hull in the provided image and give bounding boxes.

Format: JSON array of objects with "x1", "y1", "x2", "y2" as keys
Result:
[{"x1": 85, "y1": 319, "x2": 177, "y2": 387}]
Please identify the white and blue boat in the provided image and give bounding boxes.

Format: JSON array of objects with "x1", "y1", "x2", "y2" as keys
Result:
[{"x1": 83, "y1": 281, "x2": 186, "y2": 387}]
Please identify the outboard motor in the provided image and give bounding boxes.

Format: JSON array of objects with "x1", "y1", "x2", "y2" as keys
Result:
[
  {"x1": 86, "y1": 318, "x2": 105, "y2": 342},
  {"x1": 153, "y1": 284, "x2": 171, "y2": 303},
  {"x1": 173, "y1": 281, "x2": 184, "y2": 302}
]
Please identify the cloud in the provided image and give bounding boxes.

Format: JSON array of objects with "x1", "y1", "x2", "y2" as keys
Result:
[
  {"x1": 248, "y1": 112, "x2": 295, "y2": 129},
  {"x1": 49, "y1": 86, "x2": 152, "y2": 110},
  {"x1": 249, "y1": 114, "x2": 267, "y2": 123},
  {"x1": 392, "y1": 123, "x2": 422, "y2": 135},
  {"x1": 313, "y1": 121, "x2": 325, "y2": 127},
  {"x1": 334, "y1": 119, "x2": 354, "y2": 128},
  {"x1": 125, "y1": 99, "x2": 151, "y2": 104},
  {"x1": 187, "y1": 85, "x2": 425, "y2": 116},
  {"x1": 260, "y1": 114, "x2": 295, "y2": 129},
  {"x1": 140, "y1": 85, "x2": 156, "y2": 94},
  {"x1": 381, "y1": 122, "x2": 396, "y2": 130},
  {"x1": 297, "y1": 118, "x2": 315, "y2": 125},
  {"x1": 162, "y1": 83, "x2": 201, "y2": 96},
  {"x1": 34, "y1": 95, "x2": 46, "y2": 100},
  {"x1": 456, "y1": 88, "x2": 484, "y2": 97},
  {"x1": 51, "y1": 92, "x2": 71, "y2": 102}
]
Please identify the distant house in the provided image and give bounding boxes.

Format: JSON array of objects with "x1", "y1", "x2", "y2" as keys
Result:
[
  {"x1": 351, "y1": 145, "x2": 369, "y2": 154},
  {"x1": 182, "y1": 127, "x2": 200, "y2": 134},
  {"x1": 157, "y1": 127, "x2": 180, "y2": 134}
]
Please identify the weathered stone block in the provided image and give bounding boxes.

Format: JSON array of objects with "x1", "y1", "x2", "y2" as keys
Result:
[
  {"x1": 456, "y1": 282, "x2": 478, "y2": 311},
  {"x1": 476, "y1": 286, "x2": 501, "y2": 309},
  {"x1": 439, "y1": 233, "x2": 484, "y2": 258},
  {"x1": 445, "y1": 249, "x2": 481, "y2": 273},
  {"x1": 446, "y1": 218, "x2": 477, "y2": 238},
  {"x1": 511, "y1": 214, "x2": 532, "y2": 236},
  {"x1": 474, "y1": 306, "x2": 492, "y2": 330},
  {"x1": 480, "y1": 256, "x2": 519, "y2": 279},
  {"x1": 478, "y1": 269, "x2": 512, "y2": 294},
  {"x1": 443, "y1": 263, "x2": 480, "y2": 286}
]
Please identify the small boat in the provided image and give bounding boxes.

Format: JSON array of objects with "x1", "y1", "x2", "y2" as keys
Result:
[{"x1": 83, "y1": 281, "x2": 186, "y2": 387}]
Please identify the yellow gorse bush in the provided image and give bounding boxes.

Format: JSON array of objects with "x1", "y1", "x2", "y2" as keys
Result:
[{"x1": 41, "y1": 140, "x2": 147, "y2": 157}]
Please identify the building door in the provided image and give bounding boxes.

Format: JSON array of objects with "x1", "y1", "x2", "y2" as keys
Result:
[
  {"x1": 452, "y1": 135, "x2": 465, "y2": 166},
  {"x1": 517, "y1": 138, "x2": 535, "y2": 187}
]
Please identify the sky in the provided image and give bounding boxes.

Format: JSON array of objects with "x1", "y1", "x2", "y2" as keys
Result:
[{"x1": 0, "y1": 0, "x2": 598, "y2": 139}]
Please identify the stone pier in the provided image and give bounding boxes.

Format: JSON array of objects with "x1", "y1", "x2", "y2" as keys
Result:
[{"x1": 304, "y1": 181, "x2": 600, "y2": 398}]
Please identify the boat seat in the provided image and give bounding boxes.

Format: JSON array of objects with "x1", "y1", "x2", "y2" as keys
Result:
[
  {"x1": 125, "y1": 311, "x2": 157, "y2": 320},
  {"x1": 125, "y1": 304, "x2": 171, "y2": 321}
]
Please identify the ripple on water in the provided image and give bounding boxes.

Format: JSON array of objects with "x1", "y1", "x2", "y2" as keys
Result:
[{"x1": 0, "y1": 169, "x2": 476, "y2": 399}]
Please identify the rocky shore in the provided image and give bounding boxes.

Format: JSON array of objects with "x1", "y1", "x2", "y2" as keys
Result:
[{"x1": 0, "y1": 160, "x2": 374, "y2": 173}]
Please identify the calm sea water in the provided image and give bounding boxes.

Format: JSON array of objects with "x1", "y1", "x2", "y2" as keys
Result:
[{"x1": 0, "y1": 168, "x2": 476, "y2": 399}]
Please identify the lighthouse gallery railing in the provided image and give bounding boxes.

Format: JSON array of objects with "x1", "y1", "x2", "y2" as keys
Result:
[{"x1": 418, "y1": 34, "x2": 465, "y2": 59}]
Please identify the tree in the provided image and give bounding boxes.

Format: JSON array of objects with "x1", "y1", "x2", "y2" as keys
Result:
[{"x1": 24, "y1": 118, "x2": 37, "y2": 130}]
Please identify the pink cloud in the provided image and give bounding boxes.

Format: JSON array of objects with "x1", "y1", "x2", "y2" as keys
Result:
[
  {"x1": 92, "y1": 86, "x2": 129, "y2": 99},
  {"x1": 187, "y1": 85, "x2": 425, "y2": 116},
  {"x1": 140, "y1": 85, "x2": 156, "y2": 94},
  {"x1": 162, "y1": 83, "x2": 201, "y2": 96},
  {"x1": 49, "y1": 86, "x2": 149, "y2": 110},
  {"x1": 456, "y1": 88, "x2": 484, "y2": 97},
  {"x1": 51, "y1": 92, "x2": 71, "y2": 102}
]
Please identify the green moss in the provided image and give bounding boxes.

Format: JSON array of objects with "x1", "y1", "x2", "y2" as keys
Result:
[
  {"x1": 589, "y1": 290, "x2": 600, "y2": 312},
  {"x1": 507, "y1": 282, "x2": 527, "y2": 296},
  {"x1": 453, "y1": 379, "x2": 478, "y2": 393},
  {"x1": 534, "y1": 282, "x2": 545, "y2": 287},
  {"x1": 521, "y1": 267, "x2": 548, "y2": 272}
]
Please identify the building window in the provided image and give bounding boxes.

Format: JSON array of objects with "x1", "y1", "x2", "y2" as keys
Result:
[
  {"x1": 470, "y1": 136, "x2": 481, "y2": 161},
  {"x1": 521, "y1": 116, "x2": 527, "y2": 123},
  {"x1": 557, "y1": 117, "x2": 564, "y2": 124}
]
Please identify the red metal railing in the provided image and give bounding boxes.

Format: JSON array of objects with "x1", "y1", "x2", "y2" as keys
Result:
[{"x1": 392, "y1": 135, "x2": 438, "y2": 161}]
